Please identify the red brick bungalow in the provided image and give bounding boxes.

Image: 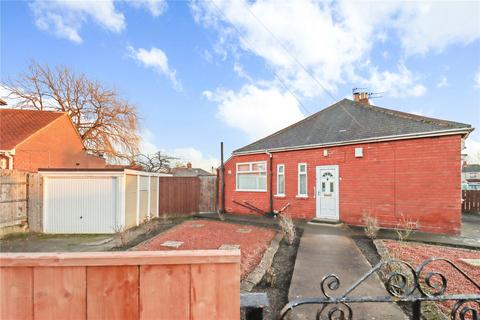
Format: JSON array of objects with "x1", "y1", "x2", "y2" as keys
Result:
[
  {"x1": 0, "y1": 109, "x2": 105, "y2": 172},
  {"x1": 220, "y1": 94, "x2": 473, "y2": 235}
]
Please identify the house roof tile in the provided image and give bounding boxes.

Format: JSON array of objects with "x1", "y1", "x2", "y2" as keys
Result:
[
  {"x1": 234, "y1": 99, "x2": 472, "y2": 154},
  {"x1": 0, "y1": 108, "x2": 65, "y2": 149}
]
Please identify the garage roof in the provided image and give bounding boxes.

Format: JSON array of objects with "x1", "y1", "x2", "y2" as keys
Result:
[{"x1": 234, "y1": 99, "x2": 472, "y2": 154}]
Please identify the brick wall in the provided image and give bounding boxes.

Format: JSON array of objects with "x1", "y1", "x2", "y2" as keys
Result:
[
  {"x1": 13, "y1": 115, "x2": 105, "y2": 172},
  {"x1": 221, "y1": 135, "x2": 462, "y2": 235}
]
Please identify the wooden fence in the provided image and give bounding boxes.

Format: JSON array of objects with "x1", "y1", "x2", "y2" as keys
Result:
[
  {"x1": 0, "y1": 170, "x2": 42, "y2": 234},
  {"x1": 0, "y1": 250, "x2": 240, "y2": 319},
  {"x1": 462, "y1": 190, "x2": 480, "y2": 213},
  {"x1": 199, "y1": 175, "x2": 217, "y2": 213},
  {"x1": 158, "y1": 176, "x2": 217, "y2": 215}
]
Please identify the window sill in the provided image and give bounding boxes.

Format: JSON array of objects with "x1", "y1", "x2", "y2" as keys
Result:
[
  {"x1": 296, "y1": 195, "x2": 308, "y2": 199},
  {"x1": 235, "y1": 189, "x2": 267, "y2": 193},
  {"x1": 274, "y1": 194, "x2": 286, "y2": 198}
]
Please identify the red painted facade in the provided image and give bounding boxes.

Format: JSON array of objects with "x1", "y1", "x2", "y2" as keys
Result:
[
  {"x1": 220, "y1": 135, "x2": 463, "y2": 235},
  {"x1": 13, "y1": 115, "x2": 106, "y2": 172}
]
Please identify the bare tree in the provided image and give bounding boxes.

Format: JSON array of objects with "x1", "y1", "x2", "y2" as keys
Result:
[
  {"x1": 3, "y1": 61, "x2": 140, "y2": 162},
  {"x1": 135, "y1": 151, "x2": 178, "y2": 173}
]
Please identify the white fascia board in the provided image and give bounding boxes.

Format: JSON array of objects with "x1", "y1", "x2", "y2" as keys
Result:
[
  {"x1": 233, "y1": 128, "x2": 473, "y2": 156},
  {"x1": 38, "y1": 171, "x2": 124, "y2": 177}
]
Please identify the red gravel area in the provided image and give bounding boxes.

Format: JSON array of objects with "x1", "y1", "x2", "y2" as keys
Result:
[
  {"x1": 382, "y1": 240, "x2": 480, "y2": 316},
  {"x1": 134, "y1": 220, "x2": 276, "y2": 280}
]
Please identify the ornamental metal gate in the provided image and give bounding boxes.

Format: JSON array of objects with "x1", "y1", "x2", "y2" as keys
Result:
[{"x1": 280, "y1": 258, "x2": 480, "y2": 320}]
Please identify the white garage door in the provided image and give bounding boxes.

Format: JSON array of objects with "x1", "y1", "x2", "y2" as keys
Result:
[{"x1": 44, "y1": 177, "x2": 118, "y2": 233}]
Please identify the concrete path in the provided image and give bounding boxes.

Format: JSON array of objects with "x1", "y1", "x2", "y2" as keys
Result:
[{"x1": 288, "y1": 224, "x2": 406, "y2": 320}]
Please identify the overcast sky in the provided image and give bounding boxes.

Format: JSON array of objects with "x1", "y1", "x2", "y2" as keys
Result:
[{"x1": 2, "y1": 0, "x2": 480, "y2": 169}]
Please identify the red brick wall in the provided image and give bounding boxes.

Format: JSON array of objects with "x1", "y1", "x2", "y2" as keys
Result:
[
  {"x1": 13, "y1": 115, "x2": 106, "y2": 172},
  {"x1": 221, "y1": 135, "x2": 462, "y2": 235}
]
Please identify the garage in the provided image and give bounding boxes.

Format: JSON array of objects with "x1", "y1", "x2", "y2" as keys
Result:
[{"x1": 40, "y1": 168, "x2": 165, "y2": 234}]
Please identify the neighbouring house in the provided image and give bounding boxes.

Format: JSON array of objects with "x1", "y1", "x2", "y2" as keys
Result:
[
  {"x1": 462, "y1": 164, "x2": 480, "y2": 190},
  {"x1": 0, "y1": 108, "x2": 105, "y2": 171},
  {"x1": 220, "y1": 93, "x2": 473, "y2": 235},
  {"x1": 171, "y1": 162, "x2": 215, "y2": 177}
]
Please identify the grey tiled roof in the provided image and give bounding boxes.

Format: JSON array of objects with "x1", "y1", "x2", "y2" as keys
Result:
[
  {"x1": 234, "y1": 99, "x2": 472, "y2": 154},
  {"x1": 463, "y1": 164, "x2": 480, "y2": 173}
]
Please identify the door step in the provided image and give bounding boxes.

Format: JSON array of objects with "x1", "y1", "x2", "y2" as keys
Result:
[{"x1": 309, "y1": 218, "x2": 342, "y2": 226}]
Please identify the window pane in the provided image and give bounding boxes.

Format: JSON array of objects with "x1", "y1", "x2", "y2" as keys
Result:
[
  {"x1": 299, "y1": 174, "x2": 307, "y2": 195},
  {"x1": 252, "y1": 163, "x2": 266, "y2": 172},
  {"x1": 278, "y1": 175, "x2": 284, "y2": 194},
  {"x1": 330, "y1": 182, "x2": 334, "y2": 193},
  {"x1": 258, "y1": 175, "x2": 267, "y2": 190},
  {"x1": 278, "y1": 165, "x2": 284, "y2": 173},
  {"x1": 321, "y1": 182, "x2": 326, "y2": 192},
  {"x1": 238, "y1": 174, "x2": 257, "y2": 189},
  {"x1": 238, "y1": 164, "x2": 250, "y2": 171},
  {"x1": 299, "y1": 164, "x2": 306, "y2": 173}
]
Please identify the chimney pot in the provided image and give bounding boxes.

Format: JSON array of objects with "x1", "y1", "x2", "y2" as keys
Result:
[
  {"x1": 187, "y1": 162, "x2": 192, "y2": 169},
  {"x1": 353, "y1": 91, "x2": 370, "y2": 105}
]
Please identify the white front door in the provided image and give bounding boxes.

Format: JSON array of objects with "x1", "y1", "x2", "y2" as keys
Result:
[{"x1": 316, "y1": 166, "x2": 339, "y2": 220}]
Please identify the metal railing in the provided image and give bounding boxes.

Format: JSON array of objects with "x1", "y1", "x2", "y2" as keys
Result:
[{"x1": 280, "y1": 258, "x2": 480, "y2": 320}]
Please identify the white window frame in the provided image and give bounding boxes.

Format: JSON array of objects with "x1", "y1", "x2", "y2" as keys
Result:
[
  {"x1": 236, "y1": 161, "x2": 267, "y2": 192},
  {"x1": 297, "y1": 163, "x2": 308, "y2": 197},
  {"x1": 276, "y1": 164, "x2": 285, "y2": 196}
]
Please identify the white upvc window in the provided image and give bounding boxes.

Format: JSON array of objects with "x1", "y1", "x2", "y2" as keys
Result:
[
  {"x1": 297, "y1": 163, "x2": 308, "y2": 197},
  {"x1": 276, "y1": 164, "x2": 285, "y2": 196},
  {"x1": 236, "y1": 161, "x2": 267, "y2": 192}
]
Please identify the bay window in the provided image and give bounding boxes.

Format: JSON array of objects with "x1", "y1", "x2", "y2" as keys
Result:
[{"x1": 236, "y1": 161, "x2": 267, "y2": 191}]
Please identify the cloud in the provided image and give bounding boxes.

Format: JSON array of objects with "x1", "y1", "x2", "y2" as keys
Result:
[
  {"x1": 30, "y1": 0, "x2": 125, "y2": 43},
  {"x1": 204, "y1": 84, "x2": 304, "y2": 139},
  {"x1": 475, "y1": 68, "x2": 480, "y2": 89},
  {"x1": 127, "y1": 46, "x2": 182, "y2": 91},
  {"x1": 191, "y1": 0, "x2": 436, "y2": 99},
  {"x1": 125, "y1": 0, "x2": 167, "y2": 17},
  {"x1": 361, "y1": 63, "x2": 427, "y2": 98},
  {"x1": 465, "y1": 135, "x2": 480, "y2": 164},
  {"x1": 139, "y1": 129, "x2": 218, "y2": 171},
  {"x1": 394, "y1": 1, "x2": 480, "y2": 56},
  {"x1": 30, "y1": 0, "x2": 167, "y2": 43},
  {"x1": 436, "y1": 76, "x2": 448, "y2": 88}
]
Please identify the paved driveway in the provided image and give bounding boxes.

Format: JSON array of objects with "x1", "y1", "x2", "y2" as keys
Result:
[
  {"x1": 462, "y1": 213, "x2": 480, "y2": 239},
  {"x1": 288, "y1": 224, "x2": 407, "y2": 320}
]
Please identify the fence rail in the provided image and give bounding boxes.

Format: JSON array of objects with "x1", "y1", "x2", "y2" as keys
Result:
[
  {"x1": 462, "y1": 190, "x2": 480, "y2": 213},
  {"x1": 0, "y1": 250, "x2": 240, "y2": 319}
]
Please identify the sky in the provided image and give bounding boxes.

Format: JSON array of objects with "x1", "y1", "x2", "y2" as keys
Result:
[{"x1": 1, "y1": 0, "x2": 480, "y2": 170}]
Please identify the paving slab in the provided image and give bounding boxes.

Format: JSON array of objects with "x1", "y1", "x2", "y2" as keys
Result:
[{"x1": 288, "y1": 224, "x2": 407, "y2": 319}]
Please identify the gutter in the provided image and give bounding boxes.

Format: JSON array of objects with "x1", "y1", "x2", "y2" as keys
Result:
[
  {"x1": 0, "y1": 149, "x2": 15, "y2": 169},
  {"x1": 265, "y1": 150, "x2": 273, "y2": 215},
  {"x1": 233, "y1": 128, "x2": 474, "y2": 156}
]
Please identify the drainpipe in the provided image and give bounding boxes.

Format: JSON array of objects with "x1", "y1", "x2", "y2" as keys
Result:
[
  {"x1": 220, "y1": 142, "x2": 225, "y2": 214},
  {"x1": 265, "y1": 150, "x2": 273, "y2": 215}
]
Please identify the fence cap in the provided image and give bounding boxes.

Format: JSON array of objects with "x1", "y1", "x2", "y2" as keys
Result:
[{"x1": 0, "y1": 249, "x2": 240, "y2": 267}]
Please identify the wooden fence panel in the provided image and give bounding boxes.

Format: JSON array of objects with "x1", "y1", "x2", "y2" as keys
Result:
[
  {"x1": 0, "y1": 250, "x2": 240, "y2": 320},
  {"x1": 159, "y1": 177, "x2": 200, "y2": 216},
  {"x1": 0, "y1": 170, "x2": 43, "y2": 235},
  {"x1": 199, "y1": 176, "x2": 217, "y2": 213},
  {"x1": 462, "y1": 190, "x2": 480, "y2": 213}
]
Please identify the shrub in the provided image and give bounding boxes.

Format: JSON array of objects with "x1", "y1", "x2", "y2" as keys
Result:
[
  {"x1": 278, "y1": 214, "x2": 296, "y2": 245},
  {"x1": 362, "y1": 214, "x2": 380, "y2": 239},
  {"x1": 395, "y1": 213, "x2": 418, "y2": 243},
  {"x1": 142, "y1": 216, "x2": 156, "y2": 234},
  {"x1": 113, "y1": 225, "x2": 131, "y2": 247}
]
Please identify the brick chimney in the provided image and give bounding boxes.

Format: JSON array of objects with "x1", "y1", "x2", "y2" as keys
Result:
[
  {"x1": 187, "y1": 162, "x2": 192, "y2": 169},
  {"x1": 353, "y1": 91, "x2": 370, "y2": 104}
]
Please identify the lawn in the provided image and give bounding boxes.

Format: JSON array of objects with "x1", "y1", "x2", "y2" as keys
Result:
[
  {"x1": 133, "y1": 219, "x2": 277, "y2": 280},
  {"x1": 381, "y1": 240, "x2": 480, "y2": 317}
]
